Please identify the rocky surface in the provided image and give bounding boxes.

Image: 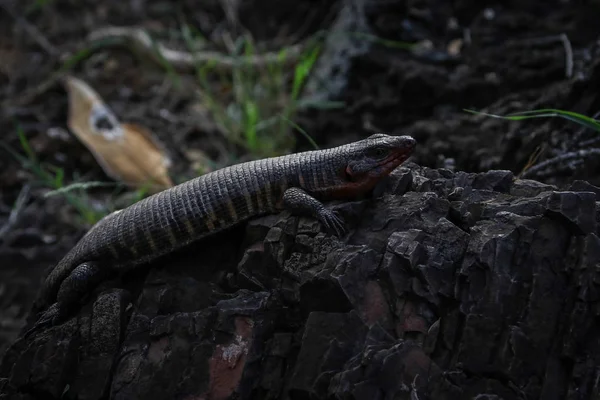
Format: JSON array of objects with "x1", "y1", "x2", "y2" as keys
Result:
[
  {"x1": 4, "y1": 0, "x2": 600, "y2": 370},
  {"x1": 2, "y1": 163, "x2": 599, "y2": 400}
]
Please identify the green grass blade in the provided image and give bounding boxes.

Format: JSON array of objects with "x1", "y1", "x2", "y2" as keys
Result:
[
  {"x1": 292, "y1": 45, "x2": 320, "y2": 101},
  {"x1": 16, "y1": 124, "x2": 36, "y2": 161},
  {"x1": 50, "y1": 165, "x2": 65, "y2": 187},
  {"x1": 44, "y1": 181, "x2": 117, "y2": 197},
  {"x1": 279, "y1": 115, "x2": 319, "y2": 150},
  {"x1": 277, "y1": 47, "x2": 288, "y2": 63},
  {"x1": 464, "y1": 108, "x2": 600, "y2": 132}
]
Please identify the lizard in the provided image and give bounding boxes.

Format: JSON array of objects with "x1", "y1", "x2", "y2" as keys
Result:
[{"x1": 30, "y1": 133, "x2": 416, "y2": 332}]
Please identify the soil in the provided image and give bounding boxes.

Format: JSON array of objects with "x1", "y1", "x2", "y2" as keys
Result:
[{"x1": 2, "y1": 0, "x2": 600, "y2": 363}]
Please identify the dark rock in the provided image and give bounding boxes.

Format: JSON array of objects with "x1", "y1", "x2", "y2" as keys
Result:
[
  {"x1": 511, "y1": 178, "x2": 557, "y2": 197},
  {"x1": 471, "y1": 170, "x2": 514, "y2": 193},
  {"x1": 328, "y1": 338, "x2": 460, "y2": 399},
  {"x1": 544, "y1": 191, "x2": 597, "y2": 235},
  {"x1": 568, "y1": 180, "x2": 600, "y2": 200},
  {"x1": 288, "y1": 311, "x2": 368, "y2": 399},
  {"x1": 2, "y1": 165, "x2": 600, "y2": 400}
]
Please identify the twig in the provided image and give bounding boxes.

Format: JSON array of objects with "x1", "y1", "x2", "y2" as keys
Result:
[
  {"x1": 521, "y1": 148, "x2": 600, "y2": 178},
  {"x1": 578, "y1": 135, "x2": 600, "y2": 149},
  {"x1": 511, "y1": 33, "x2": 573, "y2": 78},
  {"x1": 559, "y1": 33, "x2": 573, "y2": 78},
  {"x1": 87, "y1": 26, "x2": 305, "y2": 72},
  {"x1": 569, "y1": 109, "x2": 600, "y2": 149},
  {"x1": 518, "y1": 144, "x2": 545, "y2": 178},
  {"x1": 530, "y1": 159, "x2": 585, "y2": 179},
  {"x1": 0, "y1": 184, "x2": 31, "y2": 240},
  {"x1": 219, "y1": 0, "x2": 242, "y2": 36},
  {"x1": 410, "y1": 373, "x2": 420, "y2": 400},
  {"x1": 2, "y1": 25, "x2": 307, "y2": 108}
]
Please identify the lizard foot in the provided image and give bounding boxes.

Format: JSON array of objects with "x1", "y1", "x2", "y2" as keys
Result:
[
  {"x1": 318, "y1": 208, "x2": 347, "y2": 238},
  {"x1": 282, "y1": 187, "x2": 348, "y2": 238}
]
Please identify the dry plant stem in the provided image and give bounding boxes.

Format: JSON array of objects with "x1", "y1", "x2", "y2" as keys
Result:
[
  {"x1": 3, "y1": 26, "x2": 306, "y2": 108},
  {"x1": 570, "y1": 109, "x2": 600, "y2": 148},
  {"x1": 87, "y1": 27, "x2": 305, "y2": 72},
  {"x1": 219, "y1": 0, "x2": 242, "y2": 36},
  {"x1": 521, "y1": 148, "x2": 600, "y2": 178},
  {"x1": 578, "y1": 136, "x2": 600, "y2": 148},
  {"x1": 518, "y1": 145, "x2": 545, "y2": 178},
  {"x1": 514, "y1": 34, "x2": 573, "y2": 78},
  {"x1": 559, "y1": 33, "x2": 573, "y2": 78}
]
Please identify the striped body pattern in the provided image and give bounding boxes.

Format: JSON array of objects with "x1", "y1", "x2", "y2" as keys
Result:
[
  {"x1": 78, "y1": 150, "x2": 339, "y2": 265},
  {"x1": 44, "y1": 148, "x2": 347, "y2": 300},
  {"x1": 40, "y1": 134, "x2": 417, "y2": 308}
]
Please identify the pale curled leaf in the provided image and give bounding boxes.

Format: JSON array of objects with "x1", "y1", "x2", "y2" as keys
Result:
[{"x1": 63, "y1": 76, "x2": 173, "y2": 192}]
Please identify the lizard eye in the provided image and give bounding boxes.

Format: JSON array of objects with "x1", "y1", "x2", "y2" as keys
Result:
[{"x1": 367, "y1": 147, "x2": 389, "y2": 158}]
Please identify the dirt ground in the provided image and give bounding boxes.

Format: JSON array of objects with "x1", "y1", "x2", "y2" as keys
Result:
[{"x1": 2, "y1": 0, "x2": 600, "y2": 357}]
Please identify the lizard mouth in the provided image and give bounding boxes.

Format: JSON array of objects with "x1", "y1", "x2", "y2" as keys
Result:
[
  {"x1": 343, "y1": 149, "x2": 413, "y2": 181},
  {"x1": 343, "y1": 153, "x2": 407, "y2": 183},
  {"x1": 379, "y1": 149, "x2": 412, "y2": 171}
]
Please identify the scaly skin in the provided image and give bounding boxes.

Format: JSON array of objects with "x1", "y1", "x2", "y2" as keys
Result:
[{"x1": 31, "y1": 133, "x2": 416, "y2": 332}]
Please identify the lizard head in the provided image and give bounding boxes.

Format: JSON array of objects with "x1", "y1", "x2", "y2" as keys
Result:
[
  {"x1": 326, "y1": 133, "x2": 416, "y2": 198},
  {"x1": 344, "y1": 133, "x2": 416, "y2": 181}
]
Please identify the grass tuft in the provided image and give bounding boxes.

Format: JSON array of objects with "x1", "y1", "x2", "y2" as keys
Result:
[{"x1": 179, "y1": 25, "x2": 333, "y2": 158}]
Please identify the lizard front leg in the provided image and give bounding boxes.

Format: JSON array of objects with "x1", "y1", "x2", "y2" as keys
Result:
[{"x1": 282, "y1": 187, "x2": 347, "y2": 237}]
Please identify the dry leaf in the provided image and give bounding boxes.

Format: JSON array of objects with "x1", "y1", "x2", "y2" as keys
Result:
[{"x1": 63, "y1": 76, "x2": 173, "y2": 192}]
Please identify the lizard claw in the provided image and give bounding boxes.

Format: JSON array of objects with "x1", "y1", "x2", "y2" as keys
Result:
[
  {"x1": 23, "y1": 303, "x2": 60, "y2": 338},
  {"x1": 319, "y1": 209, "x2": 348, "y2": 238}
]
